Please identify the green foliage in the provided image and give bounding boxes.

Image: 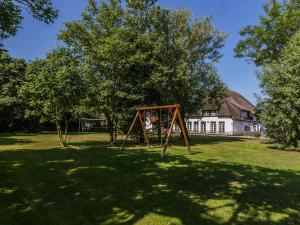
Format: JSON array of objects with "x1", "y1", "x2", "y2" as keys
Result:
[
  {"x1": 258, "y1": 30, "x2": 300, "y2": 148},
  {"x1": 235, "y1": 0, "x2": 300, "y2": 66},
  {"x1": 19, "y1": 48, "x2": 84, "y2": 147},
  {"x1": 0, "y1": 0, "x2": 58, "y2": 49},
  {"x1": 0, "y1": 51, "x2": 26, "y2": 131},
  {"x1": 0, "y1": 0, "x2": 22, "y2": 40},
  {"x1": 59, "y1": 0, "x2": 226, "y2": 143},
  {"x1": 235, "y1": 0, "x2": 300, "y2": 148}
]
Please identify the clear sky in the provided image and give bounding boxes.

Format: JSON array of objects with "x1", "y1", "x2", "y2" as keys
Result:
[{"x1": 4, "y1": 0, "x2": 267, "y2": 104}]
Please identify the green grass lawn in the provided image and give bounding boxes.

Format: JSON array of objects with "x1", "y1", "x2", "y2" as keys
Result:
[{"x1": 0, "y1": 133, "x2": 300, "y2": 225}]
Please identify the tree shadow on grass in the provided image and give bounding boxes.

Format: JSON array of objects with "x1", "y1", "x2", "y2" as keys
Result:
[
  {"x1": 118, "y1": 135, "x2": 246, "y2": 150},
  {"x1": 0, "y1": 136, "x2": 33, "y2": 146},
  {"x1": 0, "y1": 142, "x2": 299, "y2": 225},
  {"x1": 186, "y1": 135, "x2": 246, "y2": 146}
]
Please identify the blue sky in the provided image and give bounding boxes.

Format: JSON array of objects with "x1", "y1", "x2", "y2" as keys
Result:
[{"x1": 4, "y1": 0, "x2": 267, "y2": 104}]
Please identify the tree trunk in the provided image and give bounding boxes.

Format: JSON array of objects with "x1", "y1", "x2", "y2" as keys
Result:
[
  {"x1": 55, "y1": 119, "x2": 65, "y2": 148},
  {"x1": 63, "y1": 117, "x2": 70, "y2": 146},
  {"x1": 113, "y1": 119, "x2": 118, "y2": 144},
  {"x1": 139, "y1": 129, "x2": 144, "y2": 144},
  {"x1": 106, "y1": 115, "x2": 115, "y2": 145},
  {"x1": 158, "y1": 113, "x2": 162, "y2": 145},
  {"x1": 157, "y1": 96, "x2": 162, "y2": 145},
  {"x1": 109, "y1": 129, "x2": 114, "y2": 145}
]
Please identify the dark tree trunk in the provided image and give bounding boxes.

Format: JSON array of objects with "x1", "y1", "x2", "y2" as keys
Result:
[
  {"x1": 106, "y1": 113, "x2": 116, "y2": 145},
  {"x1": 63, "y1": 117, "x2": 70, "y2": 146},
  {"x1": 139, "y1": 131, "x2": 144, "y2": 144},
  {"x1": 55, "y1": 119, "x2": 65, "y2": 148}
]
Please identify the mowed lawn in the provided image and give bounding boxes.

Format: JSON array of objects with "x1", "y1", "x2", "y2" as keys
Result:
[{"x1": 0, "y1": 133, "x2": 300, "y2": 225}]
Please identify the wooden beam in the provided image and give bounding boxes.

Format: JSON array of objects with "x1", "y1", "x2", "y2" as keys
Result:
[
  {"x1": 177, "y1": 107, "x2": 191, "y2": 154},
  {"x1": 161, "y1": 107, "x2": 179, "y2": 157},
  {"x1": 120, "y1": 112, "x2": 139, "y2": 151},
  {"x1": 138, "y1": 104, "x2": 179, "y2": 111},
  {"x1": 138, "y1": 110, "x2": 150, "y2": 147}
]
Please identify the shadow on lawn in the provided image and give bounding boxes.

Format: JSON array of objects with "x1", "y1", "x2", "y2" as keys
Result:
[
  {"x1": 0, "y1": 141, "x2": 299, "y2": 225},
  {"x1": 121, "y1": 135, "x2": 246, "y2": 149},
  {"x1": 0, "y1": 136, "x2": 33, "y2": 146},
  {"x1": 187, "y1": 135, "x2": 246, "y2": 146}
]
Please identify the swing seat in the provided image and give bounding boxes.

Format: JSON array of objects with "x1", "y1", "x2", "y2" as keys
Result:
[{"x1": 150, "y1": 115, "x2": 159, "y2": 124}]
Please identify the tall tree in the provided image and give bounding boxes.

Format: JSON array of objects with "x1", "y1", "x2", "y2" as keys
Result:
[
  {"x1": 141, "y1": 9, "x2": 226, "y2": 112},
  {"x1": 0, "y1": 0, "x2": 58, "y2": 49},
  {"x1": 59, "y1": 0, "x2": 140, "y2": 144},
  {"x1": 59, "y1": 0, "x2": 225, "y2": 144},
  {"x1": 235, "y1": 0, "x2": 300, "y2": 66},
  {"x1": 0, "y1": 51, "x2": 26, "y2": 131},
  {"x1": 258, "y1": 30, "x2": 300, "y2": 148},
  {"x1": 19, "y1": 48, "x2": 83, "y2": 147}
]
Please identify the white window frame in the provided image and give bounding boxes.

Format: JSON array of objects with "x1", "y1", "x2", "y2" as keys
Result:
[
  {"x1": 210, "y1": 121, "x2": 216, "y2": 133},
  {"x1": 201, "y1": 122, "x2": 206, "y2": 133},
  {"x1": 187, "y1": 122, "x2": 192, "y2": 132},
  {"x1": 219, "y1": 121, "x2": 225, "y2": 133},
  {"x1": 194, "y1": 121, "x2": 199, "y2": 132},
  {"x1": 203, "y1": 111, "x2": 218, "y2": 117},
  {"x1": 210, "y1": 111, "x2": 217, "y2": 117}
]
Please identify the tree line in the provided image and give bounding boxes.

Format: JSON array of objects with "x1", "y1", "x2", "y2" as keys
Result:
[
  {"x1": 2, "y1": 0, "x2": 300, "y2": 149},
  {"x1": 0, "y1": 0, "x2": 225, "y2": 147}
]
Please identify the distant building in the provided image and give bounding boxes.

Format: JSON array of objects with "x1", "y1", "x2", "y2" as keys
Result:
[{"x1": 175, "y1": 89, "x2": 263, "y2": 135}]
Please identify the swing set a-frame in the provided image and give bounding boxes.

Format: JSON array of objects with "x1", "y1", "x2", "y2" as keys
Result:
[{"x1": 120, "y1": 104, "x2": 191, "y2": 157}]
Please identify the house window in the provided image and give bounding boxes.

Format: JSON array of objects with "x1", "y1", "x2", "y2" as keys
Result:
[
  {"x1": 219, "y1": 121, "x2": 225, "y2": 133},
  {"x1": 203, "y1": 111, "x2": 210, "y2": 117},
  {"x1": 240, "y1": 111, "x2": 250, "y2": 119},
  {"x1": 244, "y1": 126, "x2": 250, "y2": 131},
  {"x1": 187, "y1": 122, "x2": 192, "y2": 132},
  {"x1": 201, "y1": 122, "x2": 206, "y2": 133},
  {"x1": 203, "y1": 111, "x2": 217, "y2": 117},
  {"x1": 210, "y1": 111, "x2": 217, "y2": 117},
  {"x1": 210, "y1": 121, "x2": 216, "y2": 133},
  {"x1": 194, "y1": 122, "x2": 199, "y2": 132}
]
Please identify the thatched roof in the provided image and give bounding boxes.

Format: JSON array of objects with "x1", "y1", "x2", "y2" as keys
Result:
[{"x1": 193, "y1": 89, "x2": 255, "y2": 120}]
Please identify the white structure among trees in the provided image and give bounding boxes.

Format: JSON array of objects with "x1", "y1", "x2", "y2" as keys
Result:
[{"x1": 175, "y1": 89, "x2": 262, "y2": 135}]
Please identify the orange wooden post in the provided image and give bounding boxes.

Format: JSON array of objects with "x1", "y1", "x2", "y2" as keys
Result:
[
  {"x1": 161, "y1": 107, "x2": 179, "y2": 157},
  {"x1": 138, "y1": 110, "x2": 150, "y2": 148},
  {"x1": 177, "y1": 105, "x2": 191, "y2": 154},
  {"x1": 120, "y1": 112, "x2": 139, "y2": 151}
]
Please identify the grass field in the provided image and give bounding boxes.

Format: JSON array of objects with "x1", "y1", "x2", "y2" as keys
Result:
[{"x1": 0, "y1": 133, "x2": 300, "y2": 225}]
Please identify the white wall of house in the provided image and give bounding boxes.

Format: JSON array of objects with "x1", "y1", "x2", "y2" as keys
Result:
[
  {"x1": 232, "y1": 117, "x2": 262, "y2": 133},
  {"x1": 173, "y1": 116, "x2": 262, "y2": 135},
  {"x1": 233, "y1": 120, "x2": 252, "y2": 132},
  {"x1": 175, "y1": 117, "x2": 234, "y2": 134}
]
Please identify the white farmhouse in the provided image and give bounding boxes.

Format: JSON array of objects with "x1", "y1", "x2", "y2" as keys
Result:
[{"x1": 174, "y1": 89, "x2": 262, "y2": 135}]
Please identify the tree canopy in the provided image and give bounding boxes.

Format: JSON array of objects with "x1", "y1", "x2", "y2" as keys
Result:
[
  {"x1": 235, "y1": 0, "x2": 300, "y2": 148},
  {"x1": 235, "y1": 0, "x2": 300, "y2": 66},
  {"x1": 0, "y1": 51, "x2": 26, "y2": 131},
  {"x1": 258, "y1": 30, "x2": 300, "y2": 148},
  {"x1": 59, "y1": 0, "x2": 226, "y2": 143},
  {"x1": 0, "y1": 0, "x2": 58, "y2": 49},
  {"x1": 19, "y1": 48, "x2": 84, "y2": 147}
]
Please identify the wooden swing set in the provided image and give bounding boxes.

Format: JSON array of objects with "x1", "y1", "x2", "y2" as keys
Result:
[{"x1": 120, "y1": 104, "x2": 191, "y2": 157}]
